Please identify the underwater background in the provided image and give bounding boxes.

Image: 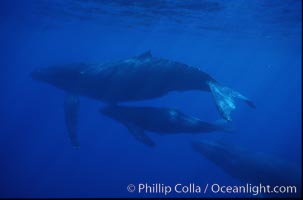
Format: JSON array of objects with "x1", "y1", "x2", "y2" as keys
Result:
[{"x1": 0, "y1": 0, "x2": 301, "y2": 198}]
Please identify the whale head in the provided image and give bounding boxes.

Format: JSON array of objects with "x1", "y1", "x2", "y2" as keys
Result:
[
  {"x1": 31, "y1": 67, "x2": 58, "y2": 83},
  {"x1": 192, "y1": 140, "x2": 225, "y2": 155},
  {"x1": 31, "y1": 64, "x2": 86, "y2": 89},
  {"x1": 191, "y1": 140, "x2": 238, "y2": 169}
]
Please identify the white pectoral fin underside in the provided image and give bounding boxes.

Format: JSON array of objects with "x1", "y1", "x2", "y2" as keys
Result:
[
  {"x1": 208, "y1": 81, "x2": 255, "y2": 121},
  {"x1": 124, "y1": 123, "x2": 155, "y2": 147},
  {"x1": 64, "y1": 94, "x2": 80, "y2": 147}
]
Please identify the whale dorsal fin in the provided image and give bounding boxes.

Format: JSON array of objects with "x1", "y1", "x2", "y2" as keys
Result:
[{"x1": 137, "y1": 51, "x2": 152, "y2": 59}]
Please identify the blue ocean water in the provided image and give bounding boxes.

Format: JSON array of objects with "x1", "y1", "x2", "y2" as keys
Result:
[{"x1": 0, "y1": 0, "x2": 301, "y2": 198}]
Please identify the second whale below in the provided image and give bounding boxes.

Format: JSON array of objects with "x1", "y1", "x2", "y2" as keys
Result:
[{"x1": 100, "y1": 105, "x2": 233, "y2": 147}]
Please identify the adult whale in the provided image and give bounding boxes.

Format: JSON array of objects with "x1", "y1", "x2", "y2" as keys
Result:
[
  {"x1": 31, "y1": 51, "x2": 254, "y2": 146},
  {"x1": 100, "y1": 105, "x2": 232, "y2": 147},
  {"x1": 191, "y1": 140, "x2": 301, "y2": 197}
]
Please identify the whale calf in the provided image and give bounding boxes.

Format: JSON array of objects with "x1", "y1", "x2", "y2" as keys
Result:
[
  {"x1": 32, "y1": 51, "x2": 254, "y2": 146},
  {"x1": 100, "y1": 105, "x2": 232, "y2": 147},
  {"x1": 192, "y1": 140, "x2": 301, "y2": 197}
]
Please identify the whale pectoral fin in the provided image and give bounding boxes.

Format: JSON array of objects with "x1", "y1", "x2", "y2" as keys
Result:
[
  {"x1": 124, "y1": 123, "x2": 155, "y2": 147},
  {"x1": 208, "y1": 81, "x2": 255, "y2": 121},
  {"x1": 64, "y1": 94, "x2": 80, "y2": 147}
]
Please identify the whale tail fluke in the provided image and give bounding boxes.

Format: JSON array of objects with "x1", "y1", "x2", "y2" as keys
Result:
[{"x1": 208, "y1": 81, "x2": 255, "y2": 121}]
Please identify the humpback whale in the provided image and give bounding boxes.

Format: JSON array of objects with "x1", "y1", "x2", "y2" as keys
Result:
[
  {"x1": 100, "y1": 105, "x2": 232, "y2": 147},
  {"x1": 192, "y1": 140, "x2": 301, "y2": 197},
  {"x1": 31, "y1": 51, "x2": 254, "y2": 146}
]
